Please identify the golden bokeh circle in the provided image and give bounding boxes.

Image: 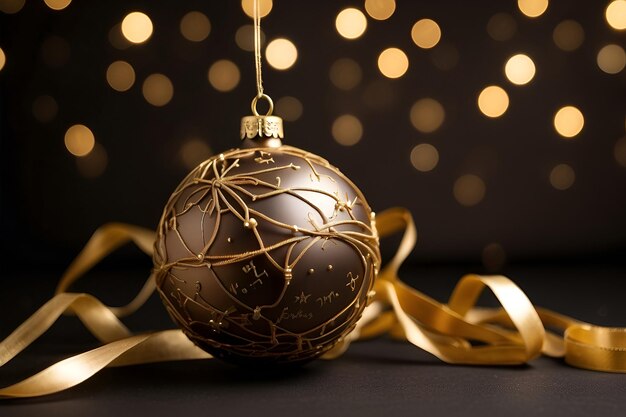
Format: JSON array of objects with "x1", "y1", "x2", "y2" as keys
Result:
[
  {"x1": 597, "y1": 44, "x2": 626, "y2": 74},
  {"x1": 64, "y1": 124, "x2": 95, "y2": 157},
  {"x1": 235, "y1": 25, "x2": 264, "y2": 52},
  {"x1": 0, "y1": 0, "x2": 25, "y2": 14},
  {"x1": 332, "y1": 115, "x2": 363, "y2": 146},
  {"x1": 43, "y1": 0, "x2": 71, "y2": 10},
  {"x1": 266, "y1": 38, "x2": 298, "y2": 70},
  {"x1": 180, "y1": 138, "x2": 212, "y2": 170},
  {"x1": 180, "y1": 11, "x2": 211, "y2": 42},
  {"x1": 453, "y1": 175, "x2": 486, "y2": 207},
  {"x1": 411, "y1": 19, "x2": 441, "y2": 49},
  {"x1": 504, "y1": 54, "x2": 536, "y2": 85},
  {"x1": 410, "y1": 144, "x2": 439, "y2": 172},
  {"x1": 606, "y1": 0, "x2": 626, "y2": 30},
  {"x1": 364, "y1": 0, "x2": 396, "y2": 21},
  {"x1": 335, "y1": 8, "x2": 367, "y2": 40},
  {"x1": 549, "y1": 164, "x2": 575, "y2": 190},
  {"x1": 106, "y1": 61, "x2": 135, "y2": 92},
  {"x1": 517, "y1": 0, "x2": 549, "y2": 18},
  {"x1": 329, "y1": 58, "x2": 362, "y2": 90},
  {"x1": 208, "y1": 60, "x2": 241, "y2": 92},
  {"x1": 410, "y1": 98, "x2": 445, "y2": 133},
  {"x1": 241, "y1": 0, "x2": 272, "y2": 18},
  {"x1": 142, "y1": 74, "x2": 174, "y2": 106},
  {"x1": 121, "y1": 12, "x2": 153, "y2": 44},
  {"x1": 554, "y1": 106, "x2": 584, "y2": 138},
  {"x1": 377, "y1": 47, "x2": 409, "y2": 78},
  {"x1": 0, "y1": 47, "x2": 5, "y2": 71},
  {"x1": 76, "y1": 143, "x2": 108, "y2": 178},
  {"x1": 553, "y1": 20, "x2": 584, "y2": 51},
  {"x1": 478, "y1": 86, "x2": 509, "y2": 118},
  {"x1": 109, "y1": 24, "x2": 131, "y2": 50},
  {"x1": 275, "y1": 96, "x2": 303, "y2": 122}
]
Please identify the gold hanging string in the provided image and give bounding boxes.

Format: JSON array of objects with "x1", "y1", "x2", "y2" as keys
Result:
[
  {"x1": 2, "y1": 208, "x2": 626, "y2": 399},
  {"x1": 250, "y1": 0, "x2": 273, "y2": 116},
  {"x1": 254, "y1": 0, "x2": 263, "y2": 98}
]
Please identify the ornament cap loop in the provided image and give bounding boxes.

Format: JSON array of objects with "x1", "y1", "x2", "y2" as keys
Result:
[{"x1": 251, "y1": 93, "x2": 274, "y2": 116}]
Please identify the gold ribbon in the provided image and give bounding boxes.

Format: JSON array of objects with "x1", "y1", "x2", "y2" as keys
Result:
[{"x1": 1, "y1": 209, "x2": 625, "y2": 399}]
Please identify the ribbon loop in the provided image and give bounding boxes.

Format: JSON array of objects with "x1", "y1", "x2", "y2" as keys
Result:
[{"x1": 565, "y1": 325, "x2": 626, "y2": 372}]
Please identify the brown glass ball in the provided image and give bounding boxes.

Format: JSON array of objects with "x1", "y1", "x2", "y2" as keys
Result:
[{"x1": 153, "y1": 144, "x2": 380, "y2": 366}]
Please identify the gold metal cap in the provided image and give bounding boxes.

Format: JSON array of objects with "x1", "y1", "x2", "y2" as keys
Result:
[{"x1": 240, "y1": 115, "x2": 284, "y2": 140}]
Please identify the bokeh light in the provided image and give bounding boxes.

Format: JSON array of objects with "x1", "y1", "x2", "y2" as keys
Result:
[
  {"x1": 41, "y1": 36, "x2": 70, "y2": 68},
  {"x1": 180, "y1": 11, "x2": 211, "y2": 42},
  {"x1": 44, "y1": 0, "x2": 71, "y2": 11},
  {"x1": 0, "y1": 47, "x2": 5, "y2": 71},
  {"x1": 615, "y1": 137, "x2": 626, "y2": 167},
  {"x1": 553, "y1": 20, "x2": 584, "y2": 51},
  {"x1": 241, "y1": 0, "x2": 272, "y2": 18},
  {"x1": 453, "y1": 174, "x2": 486, "y2": 206},
  {"x1": 275, "y1": 96, "x2": 303, "y2": 122},
  {"x1": 0, "y1": 0, "x2": 24, "y2": 14},
  {"x1": 235, "y1": 25, "x2": 265, "y2": 51},
  {"x1": 377, "y1": 47, "x2": 409, "y2": 78},
  {"x1": 332, "y1": 115, "x2": 363, "y2": 146},
  {"x1": 411, "y1": 19, "x2": 441, "y2": 49},
  {"x1": 208, "y1": 60, "x2": 240, "y2": 92},
  {"x1": 364, "y1": 0, "x2": 396, "y2": 20},
  {"x1": 482, "y1": 243, "x2": 507, "y2": 271},
  {"x1": 504, "y1": 54, "x2": 536, "y2": 85},
  {"x1": 335, "y1": 8, "x2": 367, "y2": 40},
  {"x1": 487, "y1": 13, "x2": 517, "y2": 41},
  {"x1": 266, "y1": 38, "x2": 297, "y2": 70},
  {"x1": 121, "y1": 12, "x2": 153, "y2": 44},
  {"x1": 329, "y1": 58, "x2": 362, "y2": 90},
  {"x1": 554, "y1": 106, "x2": 584, "y2": 138},
  {"x1": 76, "y1": 143, "x2": 108, "y2": 178},
  {"x1": 517, "y1": 0, "x2": 549, "y2": 18},
  {"x1": 410, "y1": 98, "x2": 445, "y2": 133},
  {"x1": 142, "y1": 74, "x2": 174, "y2": 106},
  {"x1": 478, "y1": 86, "x2": 509, "y2": 118},
  {"x1": 606, "y1": 0, "x2": 626, "y2": 30},
  {"x1": 64, "y1": 124, "x2": 95, "y2": 157},
  {"x1": 32, "y1": 95, "x2": 58, "y2": 123},
  {"x1": 549, "y1": 164, "x2": 575, "y2": 190},
  {"x1": 109, "y1": 24, "x2": 131, "y2": 50},
  {"x1": 410, "y1": 144, "x2": 439, "y2": 172},
  {"x1": 180, "y1": 138, "x2": 212, "y2": 170},
  {"x1": 106, "y1": 61, "x2": 135, "y2": 92},
  {"x1": 597, "y1": 44, "x2": 626, "y2": 74}
]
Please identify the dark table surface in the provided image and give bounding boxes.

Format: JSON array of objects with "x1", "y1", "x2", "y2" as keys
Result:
[{"x1": 1, "y1": 262, "x2": 625, "y2": 417}]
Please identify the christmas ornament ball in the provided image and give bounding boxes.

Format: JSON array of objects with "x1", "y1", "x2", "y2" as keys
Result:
[{"x1": 153, "y1": 116, "x2": 380, "y2": 366}]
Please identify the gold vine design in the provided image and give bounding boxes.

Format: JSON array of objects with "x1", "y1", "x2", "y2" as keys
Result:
[{"x1": 153, "y1": 145, "x2": 380, "y2": 361}]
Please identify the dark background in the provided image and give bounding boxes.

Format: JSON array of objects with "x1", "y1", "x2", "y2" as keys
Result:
[
  {"x1": 1, "y1": 0, "x2": 625, "y2": 270},
  {"x1": 1, "y1": 1, "x2": 626, "y2": 414}
]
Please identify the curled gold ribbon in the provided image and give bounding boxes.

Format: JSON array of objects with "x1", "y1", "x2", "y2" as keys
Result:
[{"x1": 1, "y1": 208, "x2": 625, "y2": 399}]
